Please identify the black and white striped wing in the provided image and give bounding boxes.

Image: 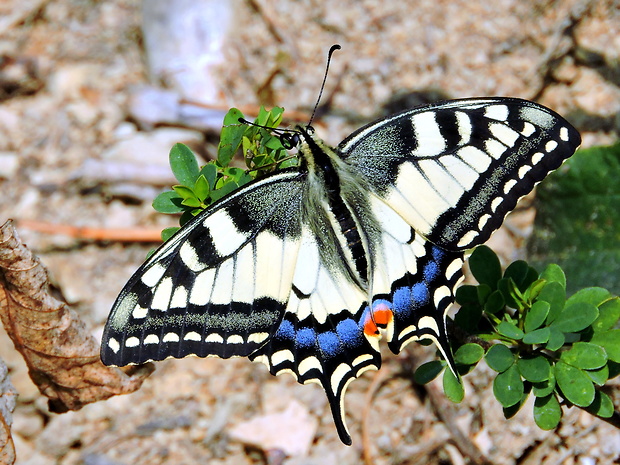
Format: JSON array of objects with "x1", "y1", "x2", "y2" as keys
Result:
[
  {"x1": 339, "y1": 97, "x2": 580, "y2": 365},
  {"x1": 101, "y1": 171, "x2": 306, "y2": 366},
  {"x1": 339, "y1": 98, "x2": 581, "y2": 250}
]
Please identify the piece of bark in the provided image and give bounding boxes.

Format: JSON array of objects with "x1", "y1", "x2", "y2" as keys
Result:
[{"x1": 0, "y1": 219, "x2": 154, "y2": 414}]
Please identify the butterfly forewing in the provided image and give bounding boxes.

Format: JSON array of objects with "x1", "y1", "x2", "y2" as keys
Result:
[
  {"x1": 339, "y1": 98, "x2": 581, "y2": 250},
  {"x1": 101, "y1": 171, "x2": 306, "y2": 366}
]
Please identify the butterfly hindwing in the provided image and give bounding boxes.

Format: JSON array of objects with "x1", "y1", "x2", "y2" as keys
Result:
[
  {"x1": 101, "y1": 170, "x2": 306, "y2": 366},
  {"x1": 339, "y1": 98, "x2": 581, "y2": 250}
]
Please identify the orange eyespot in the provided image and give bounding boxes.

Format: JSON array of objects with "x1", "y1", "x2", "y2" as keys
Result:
[{"x1": 363, "y1": 303, "x2": 393, "y2": 336}]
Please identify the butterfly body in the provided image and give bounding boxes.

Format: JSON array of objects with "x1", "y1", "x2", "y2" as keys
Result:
[{"x1": 101, "y1": 97, "x2": 580, "y2": 445}]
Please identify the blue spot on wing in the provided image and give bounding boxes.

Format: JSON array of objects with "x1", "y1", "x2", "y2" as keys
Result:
[
  {"x1": 296, "y1": 328, "x2": 316, "y2": 348},
  {"x1": 317, "y1": 332, "x2": 341, "y2": 356},
  {"x1": 336, "y1": 319, "x2": 360, "y2": 347}
]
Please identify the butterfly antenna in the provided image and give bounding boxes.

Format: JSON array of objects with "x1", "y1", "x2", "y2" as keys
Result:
[{"x1": 308, "y1": 44, "x2": 341, "y2": 128}]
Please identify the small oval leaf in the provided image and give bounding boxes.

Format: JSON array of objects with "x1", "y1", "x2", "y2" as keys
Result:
[
  {"x1": 517, "y1": 356, "x2": 551, "y2": 383},
  {"x1": 550, "y1": 302, "x2": 598, "y2": 333},
  {"x1": 534, "y1": 394, "x2": 562, "y2": 430},
  {"x1": 486, "y1": 344, "x2": 515, "y2": 372},
  {"x1": 469, "y1": 245, "x2": 502, "y2": 289},
  {"x1": 414, "y1": 360, "x2": 445, "y2": 384},
  {"x1": 525, "y1": 301, "x2": 550, "y2": 332},
  {"x1": 523, "y1": 327, "x2": 551, "y2": 344},
  {"x1": 589, "y1": 330, "x2": 620, "y2": 363},
  {"x1": 443, "y1": 368, "x2": 464, "y2": 403},
  {"x1": 497, "y1": 321, "x2": 524, "y2": 340},
  {"x1": 554, "y1": 362, "x2": 595, "y2": 407},
  {"x1": 560, "y1": 342, "x2": 607, "y2": 370},
  {"x1": 152, "y1": 190, "x2": 184, "y2": 214},
  {"x1": 493, "y1": 365, "x2": 524, "y2": 408},
  {"x1": 170, "y1": 143, "x2": 200, "y2": 186},
  {"x1": 539, "y1": 263, "x2": 566, "y2": 289},
  {"x1": 454, "y1": 343, "x2": 485, "y2": 365}
]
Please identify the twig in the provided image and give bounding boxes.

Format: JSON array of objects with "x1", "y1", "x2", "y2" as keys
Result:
[
  {"x1": 361, "y1": 367, "x2": 393, "y2": 465},
  {"x1": 16, "y1": 220, "x2": 164, "y2": 243}
]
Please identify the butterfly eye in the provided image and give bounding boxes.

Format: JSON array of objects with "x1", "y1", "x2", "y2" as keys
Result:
[
  {"x1": 280, "y1": 133, "x2": 300, "y2": 150},
  {"x1": 306, "y1": 125, "x2": 316, "y2": 135}
]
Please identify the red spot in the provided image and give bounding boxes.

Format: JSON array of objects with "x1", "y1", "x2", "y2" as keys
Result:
[{"x1": 363, "y1": 304, "x2": 393, "y2": 336}]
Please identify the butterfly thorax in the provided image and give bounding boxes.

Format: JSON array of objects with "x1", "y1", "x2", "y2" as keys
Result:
[{"x1": 296, "y1": 126, "x2": 370, "y2": 289}]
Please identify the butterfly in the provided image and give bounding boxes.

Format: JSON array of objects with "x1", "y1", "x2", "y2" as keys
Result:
[{"x1": 101, "y1": 97, "x2": 580, "y2": 445}]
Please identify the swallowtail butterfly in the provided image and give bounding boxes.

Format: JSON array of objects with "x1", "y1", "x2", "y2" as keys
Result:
[{"x1": 101, "y1": 95, "x2": 580, "y2": 444}]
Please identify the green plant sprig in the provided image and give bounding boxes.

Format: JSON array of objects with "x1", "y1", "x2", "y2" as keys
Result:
[
  {"x1": 416, "y1": 245, "x2": 620, "y2": 430},
  {"x1": 152, "y1": 106, "x2": 296, "y2": 241}
]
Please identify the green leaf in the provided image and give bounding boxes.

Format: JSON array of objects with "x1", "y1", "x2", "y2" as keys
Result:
[
  {"x1": 453, "y1": 304, "x2": 483, "y2": 332},
  {"x1": 414, "y1": 360, "x2": 445, "y2": 384},
  {"x1": 532, "y1": 369, "x2": 556, "y2": 397},
  {"x1": 161, "y1": 227, "x2": 179, "y2": 242},
  {"x1": 585, "y1": 364, "x2": 609, "y2": 386},
  {"x1": 193, "y1": 174, "x2": 210, "y2": 202},
  {"x1": 497, "y1": 321, "x2": 524, "y2": 340},
  {"x1": 554, "y1": 362, "x2": 595, "y2": 407},
  {"x1": 533, "y1": 394, "x2": 562, "y2": 429},
  {"x1": 589, "y1": 330, "x2": 620, "y2": 363},
  {"x1": 517, "y1": 356, "x2": 551, "y2": 383},
  {"x1": 538, "y1": 282, "x2": 566, "y2": 324},
  {"x1": 493, "y1": 364, "x2": 524, "y2": 408},
  {"x1": 485, "y1": 344, "x2": 515, "y2": 372},
  {"x1": 172, "y1": 185, "x2": 196, "y2": 199},
  {"x1": 592, "y1": 297, "x2": 620, "y2": 333},
  {"x1": 218, "y1": 108, "x2": 246, "y2": 166},
  {"x1": 566, "y1": 287, "x2": 612, "y2": 308},
  {"x1": 484, "y1": 290, "x2": 505, "y2": 314},
  {"x1": 455, "y1": 285, "x2": 479, "y2": 305},
  {"x1": 497, "y1": 278, "x2": 520, "y2": 309},
  {"x1": 528, "y1": 143, "x2": 620, "y2": 295},
  {"x1": 454, "y1": 343, "x2": 485, "y2": 365},
  {"x1": 550, "y1": 302, "x2": 598, "y2": 333},
  {"x1": 180, "y1": 196, "x2": 202, "y2": 208},
  {"x1": 539, "y1": 263, "x2": 566, "y2": 289},
  {"x1": 469, "y1": 246, "x2": 502, "y2": 289},
  {"x1": 585, "y1": 390, "x2": 614, "y2": 418},
  {"x1": 524, "y1": 278, "x2": 547, "y2": 302},
  {"x1": 169, "y1": 143, "x2": 200, "y2": 186},
  {"x1": 476, "y1": 284, "x2": 492, "y2": 305},
  {"x1": 560, "y1": 342, "x2": 607, "y2": 370},
  {"x1": 503, "y1": 260, "x2": 530, "y2": 291},
  {"x1": 523, "y1": 327, "x2": 551, "y2": 344},
  {"x1": 546, "y1": 327, "x2": 565, "y2": 351},
  {"x1": 525, "y1": 301, "x2": 550, "y2": 332},
  {"x1": 152, "y1": 190, "x2": 184, "y2": 214},
  {"x1": 503, "y1": 390, "x2": 529, "y2": 419},
  {"x1": 443, "y1": 368, "x2": 464, "y2": 403},
  {"x1": 200, "y1": 163, "x2": 218, "y2": 190}
]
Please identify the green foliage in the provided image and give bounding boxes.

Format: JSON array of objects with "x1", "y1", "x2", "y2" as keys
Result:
[
  {"x1": 528, "y1": 143, "x2": 620, "y2": 294},
  {"x1": 415, "y1": 245, "x2": 620, "y2": 430},
  {"x1": 152, "y1": 107, "x2": 296, "y2": 240}
]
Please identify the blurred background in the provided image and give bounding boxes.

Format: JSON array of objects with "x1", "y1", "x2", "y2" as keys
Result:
[{"x1": 0, "y1": 0, "x2": 618, "y2": 464}]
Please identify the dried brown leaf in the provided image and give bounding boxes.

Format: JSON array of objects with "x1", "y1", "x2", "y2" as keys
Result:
[{"x1": 0, "y1": 219, "x2": 154, "y2": 413}]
